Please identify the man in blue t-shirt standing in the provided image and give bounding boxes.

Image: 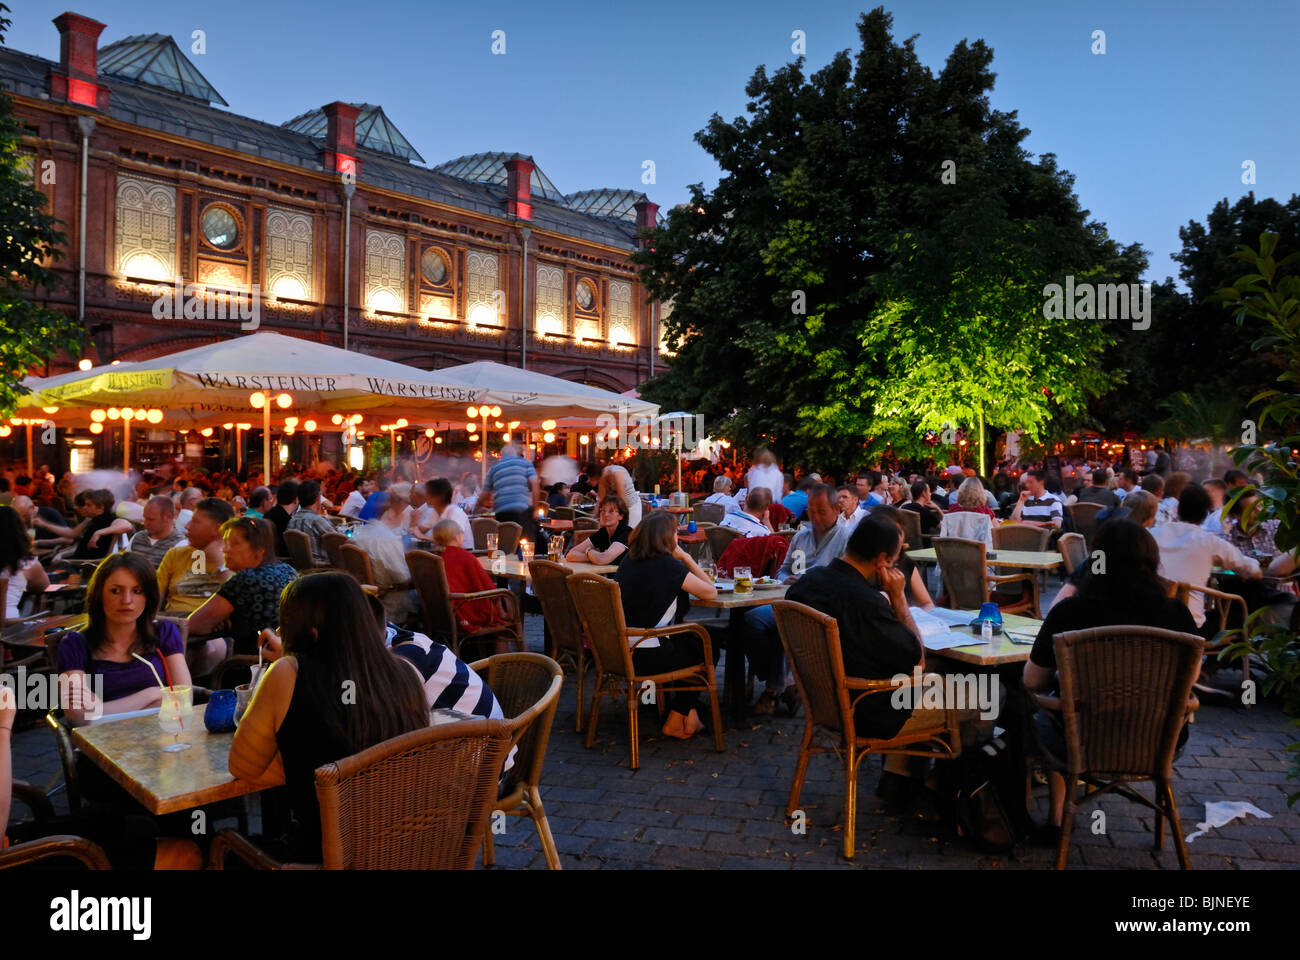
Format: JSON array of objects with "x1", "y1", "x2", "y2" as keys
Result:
[{"x1": 481, "y1": 444, "x2": 541, "y2": 549}]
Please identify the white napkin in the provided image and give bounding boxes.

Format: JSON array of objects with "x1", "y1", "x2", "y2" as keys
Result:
[{"x1": 1185, "y1": 801, "x2": 1272, "y2": 842}]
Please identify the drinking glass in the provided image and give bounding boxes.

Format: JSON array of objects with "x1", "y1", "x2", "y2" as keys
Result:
[
  {"x1": 520, "y1": 540, "x2": 534, "y2": 563},
  {"x1": 701, "y1": 560, "x2": 717, "y2": 583},
  {"x1": 548, "y1": 536, "x2": 565, "y2": 561},
  {"x1": 486, "y1": 533, "x2": 498, "y2": 556},
  {"x1": 734, "y1": 566, "x2": 753, "y2": 595},
  {"x1": 158, "y1": 685, "x2": 194, "y2": 752},
  {"x1": 233, "y1": 684, "x2": 253, "y2": 726}
]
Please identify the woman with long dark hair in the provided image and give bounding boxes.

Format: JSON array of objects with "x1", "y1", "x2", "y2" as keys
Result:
[
  {"x1": 229, "y1": 572, "x2": 428, "y2": 862},
  {"x1": 613, "y1": 511, "x2": 718, "y2": 739},
  {"x1": 1, "y1": 504, "x2": 48, "y2": 620},
  {"x1": 57, "y1": 553, "x2": 191, "y2": 721},
  {"x1": 1023, "y1": 519, "x2": 1196, "y2": 840}
]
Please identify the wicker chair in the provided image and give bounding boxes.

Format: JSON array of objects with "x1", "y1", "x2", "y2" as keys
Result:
[
  {"x1": 337, "y1": 542, "x2": 402, "y2": 597},
  {"x1": 566, "y1": 573, "x2": 723, "y2": 770},
  {"x1": 1176, "y1": 582, "x2": 1252, "y2": 693},
  {"x1": 322, "y1": 532, "x2": 348, "y2": 568},
  {"x1": 992, "y1": 523, "x2": 1050, "y2": 553},
  {"x1": 574, "y1": 516, "x2": 599, "y2": 532},
  {"x1": 552, "y1": 506, "x2": 577, "y2": 522},
  {"x1": 284, "y1": 529, "x2": 319, "y2": 572},
  {"x1": 693, "y1": 502, "x2": 726, "y2": 526},
  {"x1": 1038, "y1": 626, "x2": 1203, "y2": 869},
  {"x1": 470, "y1": 517, "x2": 499, "y2": 550},
  {"x1": 0, "y1": 575, "x2": 53, "y2": 672},
  {"x1": 210, "y1": 717, "x2": 513, "y2": 869},
  {"x1": 1057, "y1": 532, "x2": 1088, "y2": 577},
  {"x1": 933, "y1": 536, "x2": 1041, "y2": 617},
  {"x1": 705, "y1": 525, "x2": 743, "y2": 562},
  {"x1": 1068, "y1": 501, "x2": 1104, "y2": 551},
  {"x1": 469, "y1": 653, "x2": 564, "y2": 870},
  {"x1": 528, "y1": 560, "x2": 594, "y2": 731},
  {"x1": 771, "y1": 600, "x2": 960, "y2": 859},
  {"x1": 406, "y1": 550, "x2": 523, "y2": 657},
  {"x1": 897, "y1": 508, "x2": 922, "y2": 550},
  {"x1": 0, "y1": 781, "x2": 111, "y2": 870},
  {"x1": 496, "y1": 521, "x2": 523, "y2": 555}
]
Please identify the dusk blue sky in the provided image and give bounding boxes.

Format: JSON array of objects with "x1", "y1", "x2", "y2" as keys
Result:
[{"x1": 9, "y1": 1, "x2": 1299, "y2": 284}]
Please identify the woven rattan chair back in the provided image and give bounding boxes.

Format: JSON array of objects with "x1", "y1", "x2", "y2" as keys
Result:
[
  {"x1": 705, "y1": 525, "x2": 742, "y2": 561},
  {"x1": 574, "y1": 516, "x2": 599, "y2": 531},
  {"x1": 44, "y1": 710, "x2": 84, "y2": 813},
  {"x1": 933, "y1": 536, "x2": 989, "y2": 609},
  {"x1": 552, "y1": 506, "x2": 577, "y2": 522},
  {"x1": 993, "y1": 523, "x2": 1050, "y2": 553},
  {"x1": 693, "y1": 502, "x2": 726, "y2": 526},
  {"x1": 315, "y1": 717, "x2": 512, "y2": 870},
  {"x1": 284, "y1": 529, "x2": 316, "y2": 571},
  {"x1": 528, "y1": 561, "x2": 585, "y2": 663},
  {"x1": 771, "y1": 600, "x2": 852, "y2": 736},
  {"x1": 566, "y1": 573, "x2": 634, "y2": 679},
  {"x1": 405, "y1": 549, "x2": 457, "y2": 644},
  {"x1": 1053, "y1": 626, "x2": 1203, "y2": 779},
  {"x1": 472, "y1": 653, "x2": 563, "y2": 799},
  {"x1": 1058, "y1": 533, "x2": 1088, "y2": 576},
  {"x1": 896, "y1": 508, "x2": 921, "y2": 550},
  {"x1": 322, "y1": 532, "x2": 348, "y2": 568},
  {"x1": 470, "y1": 517, "x2": 498, "y2": 550},
  {"x1": 497, "y1": 521, "x2": 523, "y2": 555},
  {"x1": 338, "y1": 543, "x2": 376, "y2": 586},
  {"x1": 1069, "y1": 502, "x2": 1104, "y2": 550}
]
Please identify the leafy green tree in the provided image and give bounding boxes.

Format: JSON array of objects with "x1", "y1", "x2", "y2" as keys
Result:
[
  {"x1": 635, "y1": 8, "x2": 1139, "y2": 472},
  {"x1": 1216, "y1": 233, "x2": 1300, "y2": 802},
  {"x1": 0, "y1": 3, "x2": 83, "y2": 417}
]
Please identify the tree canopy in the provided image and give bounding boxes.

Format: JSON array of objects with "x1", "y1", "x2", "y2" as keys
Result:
[
  {"x1": 0, "y1": 4, "x2": 83, "y2": 417},
  {"x1": 633, "y1": 7, "x2": 1143, "y2": 471}
]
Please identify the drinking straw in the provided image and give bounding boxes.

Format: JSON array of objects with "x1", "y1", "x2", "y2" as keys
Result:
[{"x1": 131, "y1": 652, "x2": 183, "y2": 728}]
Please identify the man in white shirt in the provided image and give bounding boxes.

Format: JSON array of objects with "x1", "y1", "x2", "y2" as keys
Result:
[
  {"x1": 1152, "y1": 485, "x2": 1260, "y2": 631},
  {"x1": 340, "y1": 477, "x2": 375, "y2": 518},
  {"x1": 721, "y1": 487, "x2": 775, "y2": 538},
  {"x1": 703, "y1": 475, "x2": 740, "y2": 511},
  {"x1": 420, "y1": 478, "x2": 473, "y2": 545},
  {"x1": 836, "y1": 486, "x2": 867, "y2": 531},
  {"x1": 173, "y1": 485, "x2": 201, "y2": 532}
]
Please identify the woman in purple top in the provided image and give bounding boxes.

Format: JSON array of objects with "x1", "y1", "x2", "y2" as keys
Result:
[{"x1": 57, "y1": 553, "x2": 192, "y2": 723}]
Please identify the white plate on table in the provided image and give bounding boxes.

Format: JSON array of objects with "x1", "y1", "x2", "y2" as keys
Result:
[{"x1": 753, "y1": 578, "x2": 783, "y2": 590}]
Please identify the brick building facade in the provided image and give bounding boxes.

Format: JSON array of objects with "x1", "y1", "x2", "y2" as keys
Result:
[{"x1": 4, "y1": 13, "x2": 668, "y2": 397}]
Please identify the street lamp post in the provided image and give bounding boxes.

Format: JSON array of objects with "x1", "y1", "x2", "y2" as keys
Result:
[
  {"x1": 251, "y1": 392, "x2": 291, "y2": 481},
  {"x1": 468, "y1": 404, "x2": 502, "y2": 485}
]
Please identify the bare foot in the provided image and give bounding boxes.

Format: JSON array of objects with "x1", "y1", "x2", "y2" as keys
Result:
[
  {"x1": 661, "y1": 711, "x2": 689, "y2": 739},
  {"x1": 681, "y1": 708, "x2": 705, "y2": 738}
]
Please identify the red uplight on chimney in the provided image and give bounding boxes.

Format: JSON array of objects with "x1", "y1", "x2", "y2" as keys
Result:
[
  {"x1": 504, "y1": 157, "x2": 534, "y2": 221},
  {"x1": 49, "y1": 12, "x2": 109, "y2": 109}
]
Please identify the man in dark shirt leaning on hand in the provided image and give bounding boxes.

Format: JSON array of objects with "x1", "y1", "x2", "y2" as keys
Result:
[{"x1": 785, "y1": 513, "x2": 925, "y2": 740}]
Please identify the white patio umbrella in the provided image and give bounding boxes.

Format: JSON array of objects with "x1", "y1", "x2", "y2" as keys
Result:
[{"x1": 23, "y1": 333, "x2": 493, "y2": 478}]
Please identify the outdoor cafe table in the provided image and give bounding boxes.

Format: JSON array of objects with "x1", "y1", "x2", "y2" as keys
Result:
[
  {"x1": 924, "y1": 611, "x2": 1044, "y2": 667},
  {"x1": 71, "y1": 706, "x2": 481, "y2": 816},
  {"x1": 905, "y1": 548, "x2": 1062, "y2": 572},
  {"x1": 476, "y1": 556, "x2": 618, "y2": 579},
  {"x1": 690, "y1": 583, "x2": 790, "y2": 724}
]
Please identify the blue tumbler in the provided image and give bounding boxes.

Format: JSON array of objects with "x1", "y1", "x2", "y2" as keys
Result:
[{"x1": 204, "y1": 689, "x2": 238, "y2": 733}]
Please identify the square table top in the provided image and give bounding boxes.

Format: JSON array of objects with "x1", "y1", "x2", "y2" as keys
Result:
[
  {"x1": 477, "y1": 555, "x2": 618, "y2": 580},
  {"x1": 71, "y1": 711, "x2": 276, "y2": 815},
  {"x1": 691, "y1": 582, "x2": 789, "y2": 609},
  {"x1": 924, "y1": 611, "x2": 1043, "y2": 666},
  {"x1": 906, "y1": 548, "x2": 1062, "y2": 571}
]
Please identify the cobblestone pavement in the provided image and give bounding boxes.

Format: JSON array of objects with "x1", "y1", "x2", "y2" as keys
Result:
[{"x1": 9, "y1": 612, "x2": 1299, "y2": 870}]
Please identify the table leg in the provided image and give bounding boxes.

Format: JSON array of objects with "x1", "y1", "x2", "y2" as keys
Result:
[{"x1": 725, "y1": 608, "x2": 748, "y2": 725}]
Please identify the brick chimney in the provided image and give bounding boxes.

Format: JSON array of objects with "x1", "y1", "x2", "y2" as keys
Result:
[
  {"x1": 321, "y1": 101, "x2": 362, "y2": 179},
  {"x1": 633, "y1": 198, "x2": 659, "y2": 247},
  {"x1": 49, "y1": 12, "x2": 109, "y2": 109},
  {"x1": 504, "y1": 156, "x2": 534, "y2": 220}
]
